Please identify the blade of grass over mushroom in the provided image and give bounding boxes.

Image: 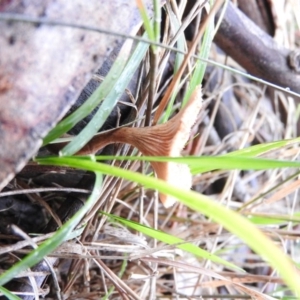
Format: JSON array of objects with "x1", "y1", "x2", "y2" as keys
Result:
[
  {"x1": 182, "y1": 0, "x2": 215, "y2": 107},
  {"x1": 0, "y1": 172, "x2": 102, "y2": 287},
  {"x1": 102, "y1": 213, "x2": 242, "y2": 271},
  {"x1": 60, "y1": 37, "x2": 149, "y2": 156},
  {"x1": 69, "y1": 155, "x2": 300, "y2": 173},
  {"x1": 43, "y1": 39, "x2": 133, "y2": 146},
  {"x1": 36, "y1": 156, "x2": 300, "y2": 296}
]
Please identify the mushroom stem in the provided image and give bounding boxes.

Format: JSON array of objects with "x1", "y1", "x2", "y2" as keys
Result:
[{"x1": 77, "y1": 86, "x2": 202, "y2": 207}]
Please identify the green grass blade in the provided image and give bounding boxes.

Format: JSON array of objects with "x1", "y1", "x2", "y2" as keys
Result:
[
  {"x1": 70, "y1": 154, "x2": 300, "y2": 173},
  {"x1": 101, "y1": 255, "x2": 128, "y2": 300},
  {"x1": 36, "y1": 156, "x2": 300, "y2": 296},
  {"x1": 169, "y1": 10, "x2": 184, "y2": 73},
  {"x1": 153, "y1": 0, "x2": 161, "y2": 46},
  {"x1": 60, "y1": 38, "x2": 149, "y2": 156},
  {"x1": 102, "y1": 212, "x2": 242, "y2": 271},
  {"x1": 224, "y1": 137, "x2": 300, "y2": 158},
  {"x1": 182, "y1": 2, "x2": 215, "y2": 106},
  {"x1": 0, "y1": 286, "x2": 21, "y2": 300},
  {"x1": 247, "y1": 214, "x2": 298, "y2": 225},
  {"x1": 189, "y1": 156, "x2": 300, "y2": 174},
  {"x1": 0, "y1": 173, "x2": 102, "y2": 286},
  {"x1": 136, "y1": 0, "x2": 156, "y2": 51},
  {"x1": 43, "y1": 44, "x2": 130, "y2": 145}
]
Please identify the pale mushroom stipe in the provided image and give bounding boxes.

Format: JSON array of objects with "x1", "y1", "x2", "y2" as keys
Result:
[{"x1": 77, "y1": 86, "x2": 202, "y2": 207}]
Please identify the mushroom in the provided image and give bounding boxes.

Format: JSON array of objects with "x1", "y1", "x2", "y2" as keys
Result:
[{"x1": 77, "y1": 86, "x2": 202, "y2": 207}]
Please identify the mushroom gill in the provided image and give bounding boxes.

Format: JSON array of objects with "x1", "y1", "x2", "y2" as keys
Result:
[{"x1": 77, "y1": 86, "x2": 202, "y2": 207}]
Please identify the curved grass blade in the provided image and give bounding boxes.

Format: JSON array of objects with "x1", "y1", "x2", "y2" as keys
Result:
[
  {"x1": 75, "y1": 154, "x2": 300, "y2": 173},
  {"x1": 136, "y1": 0, "x2": 156, "y2": 51},
  {"x1": 189, "y1": 156, "x2": 300, "y2": 174}
]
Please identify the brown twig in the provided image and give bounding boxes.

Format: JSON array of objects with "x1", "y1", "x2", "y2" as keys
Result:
[{"x1": 214, "y1": 2, "x2": 300, "y2": 95}]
